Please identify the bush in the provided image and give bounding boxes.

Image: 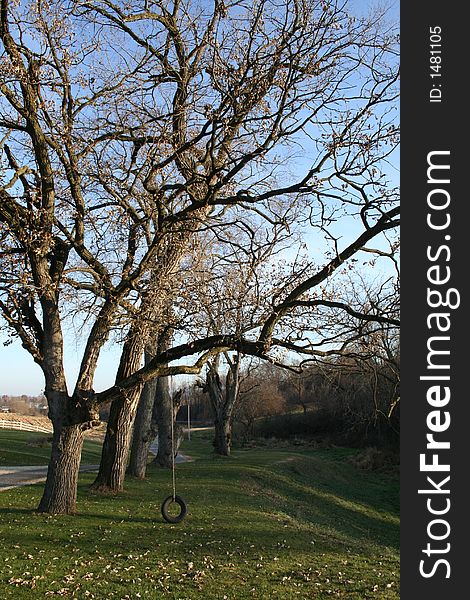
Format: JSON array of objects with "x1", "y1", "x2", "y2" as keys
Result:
[
  {"x1": 348, "y1": 447, "x2": 399, "y2": 472},
  {"x1": 250, "y1": 407, "x2": 399, "y2": 450}
]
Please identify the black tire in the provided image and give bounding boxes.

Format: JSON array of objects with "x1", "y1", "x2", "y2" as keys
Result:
[{"x1": 161, "y1": 495, "x2": 187, "y2": 523}]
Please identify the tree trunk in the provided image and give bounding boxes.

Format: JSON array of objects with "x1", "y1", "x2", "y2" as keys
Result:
[
  {"x1": 206, "y1": 354, "x2": 240, "y2": 457},
  {"x1": 127, "y1": 376, "x2": 158, "y2": 479},
  {"x1": 128, "y1": 330, "x2": 173, "y2": 477},
  {"x1": 91, "y1": 319, "x2": 148, "y2": 492},
  {"x1": 37, "y1": 303, "x2": 87, "y2": 514},
  {"x1": 37, "y1": 423, "x2": 84, "y2": 514},
  {"x1": 213, "y1": 408, "x2": 232, "y2": 456},
  {"x1": 153, "y1": 381, "x2": 182, "y2": 468},
  {"x1": 90, "y1": 387, "x2": 141, "y2": 492}
]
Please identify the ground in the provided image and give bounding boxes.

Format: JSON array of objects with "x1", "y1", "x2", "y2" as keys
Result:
[{"x1": 0, "y1": 430, "x2": 399, "y2": 599}]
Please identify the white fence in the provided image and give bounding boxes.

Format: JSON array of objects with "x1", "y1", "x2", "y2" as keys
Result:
[{"x1": 0, "y1": 419, "x2": 52, "y2": 434}]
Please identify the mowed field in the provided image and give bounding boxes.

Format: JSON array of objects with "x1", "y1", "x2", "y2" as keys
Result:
[{"x1": 0, "y1": 429, "x2": 399, "y2": 599}]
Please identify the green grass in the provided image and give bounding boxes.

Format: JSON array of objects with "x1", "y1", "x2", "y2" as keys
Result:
[
  {"x1": 0, "y1": 431, "x2": 103, "y2": 466},
  {"x1": 0, "y1": 429, "x2": 399, "y2": 599}
]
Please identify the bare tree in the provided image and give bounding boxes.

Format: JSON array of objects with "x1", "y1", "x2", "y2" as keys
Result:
[
  {"x1": 184, "y1": 215, "x2": 298, "y2": 455},
  {"x1": 1, "y1": 0, "x2": 399, "y2": 513},
  {"x1": 203, "y1": 353, "x2": 240, "y2": 455}
]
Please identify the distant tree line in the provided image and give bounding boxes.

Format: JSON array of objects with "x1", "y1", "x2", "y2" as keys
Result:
[
  {"x1": 181, "y1": 341, "x2": 399, "y2": 450},
  {"x1": 1, "y1": 394, "x2": 48, "y2": 415},
  {"x1": 247, "y1": 356, "x2": 399, "y2": 449}
]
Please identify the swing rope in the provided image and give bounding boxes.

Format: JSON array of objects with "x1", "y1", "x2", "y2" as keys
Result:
[
  {"x1": 161, "y1": 391, "x2": 187, "y2": 523},
  {"x1": 170, "y1": 395, "x2": 176, "y2": 501}
]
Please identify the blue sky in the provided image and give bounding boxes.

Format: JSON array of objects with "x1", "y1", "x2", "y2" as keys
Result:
[
  {"x1": 0, "y1": 0, "x2": 399, "y2": 397},
  {"x1": 0, "y1": 336, "x2": 122, "y2": 396}
]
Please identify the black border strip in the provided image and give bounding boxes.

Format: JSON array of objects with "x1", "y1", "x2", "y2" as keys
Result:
[{"x1": 401, "y1": 2, "x2": 468, "y2": 597}]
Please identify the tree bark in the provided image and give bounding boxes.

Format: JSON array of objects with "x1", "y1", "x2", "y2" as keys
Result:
[
  {"x1": 206, "y1": 354, "x2": 240, "y2": 457},
  {"x1": 37, "y1": 422, "x2": 84, "y2": 514},
  {"x1": 91, "y1": 328, "x2": 145, "y2": 492},
  {"x1": 153, "y1": 383, "x2": 182, "y2": 468},
  {"x1": 90, "y1": 387, "x2": 141, "y2": 492},
  {"x1": 213, "y1": 407, "x2": 233, "y2": 456},
  {"x1": 36, "y1": 299, "x2": 88, "y2": 514},
  {"x1": 128, "y1": 329, "x2": 174, "y2": 477},
  {"x1": 127, "y1": 375, "x2": 158, "y2": 479}
]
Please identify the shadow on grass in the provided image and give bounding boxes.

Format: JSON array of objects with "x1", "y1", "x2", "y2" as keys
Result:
[
  {"x1": 0, "y1": 507, "x2": 33, "y2": 517},
  {"x1": 238, "y1": 468, "x2": 399, "y2": 552},
  {"x1": 0, "y1": 439, "x2": 399, "y2": 565}
]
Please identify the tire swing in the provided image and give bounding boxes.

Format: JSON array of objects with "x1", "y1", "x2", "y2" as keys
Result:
[{"x1": 161, "y1": 396, "x2": 187, "y2": 524}]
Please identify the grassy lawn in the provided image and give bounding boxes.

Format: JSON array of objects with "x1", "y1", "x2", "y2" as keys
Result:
[
  {"x1": 0, "y1": 431, "x2": 103, "y2": 466},
  {"x1": 0, "y1": 430, "x2": 399, "y2": 599}
]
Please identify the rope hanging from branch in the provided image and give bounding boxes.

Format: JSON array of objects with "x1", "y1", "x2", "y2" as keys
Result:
[{"x1": 161, "y1": 391, "x2": 187, "y2": 523}]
